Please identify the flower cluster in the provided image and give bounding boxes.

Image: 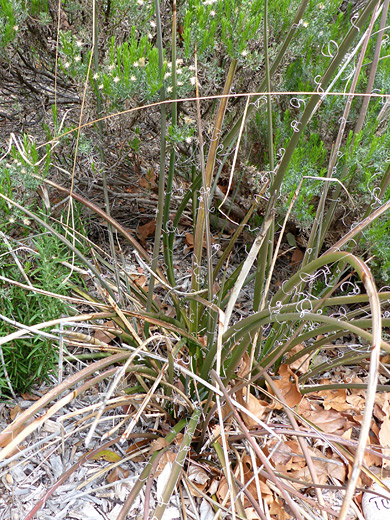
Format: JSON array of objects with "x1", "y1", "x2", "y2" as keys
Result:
[{"x1": 59, "y1": 32, "x2": 88, "y2": 78}]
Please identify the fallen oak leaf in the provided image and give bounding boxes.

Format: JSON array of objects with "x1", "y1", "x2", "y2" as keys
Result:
[
  {"x1": 139, "y1": 169, "x2": 157, "y2": 190},
  {"x1": 267, "y1": 364, "x2": 301, "y2": 408},
  {"x1": 107, "y1": 466, "x2": 130, "y2": 483},
  {"x1": 345, "y1": 393, "x2": 366, "y2": 412},
  {"x1": 236, "y1": 387, "x2": 268, "y2": 427},
  {"x1": 318, "y1": 387, "x2": 351, "y2": 413},
  {"x1": 244, "y1": 507, "x2": 263, "y2": 520},
  {"x1": 129, "y1": 272, "x2": 147, "y2": 288},
  {"x1": 88, "y1": 448, "x2": 121, "y2": 463},
  {"x1": 156, "y1": 450, "x2": 176, "y2": 498},
  {"x1": 149, "y1": 437, "x2": 169, "y2": 454},
  {"x1": 299, "y1": 403, "x2": 348, "y2": 434},
  {"x1": 125, "y1": 438, "x2": 151, "y2": 462},
  {"x1": 241, "y1": 455, "x2": 263, "y2": 507},
  {"x1": 374, "y1": 391, "x2": 390, "y2": 421},
  {"x1": 187, "y1": 463, "x2": 210, "y2": 497},
  {"x1": 20, "y1": 392, "x2": 41, "y2": 401},
  {"x1": 361, "y1": 422, "x2": 383, "y2": 467},
  {"x1": 286, "y1": 344, "x2": 312, "y2": 374},
  {"x1": 288, "y1": 446, "x2": 346, "y2": 489},
  {"x1": 93, "y1": 320, "x2": 117, "y2": 344},
  {"x1": 137, "y1": 220, "x2": 156, "y2": 244},
  {"x1": 290, "y1": 247, "x2": 304, "y2": 266},
  {"x1": 266, "y1": 439, "x2": 306, "y2": 473},
  {"x1": 185, "y1": 233, "x2": 214, "y2": 250},
  {"x1": 269, "y1": 498, "x2": 292, "y2": 520},
  {"x1": 10, "y1": 405, "x2": 21, "y2": 421},
  {"x1": 216, "y1": 476, "x2": 229, "y2": 504},
  {"x1": 187, "y1": 463, "x2": 209, "y2": 485},
  {"x1": 237, "y1": 352, "x2": 251, "y2": 378},
  {"x1": 259, "y1": 479, "x2": 274, "y2": 504},
  {"x1": 379, "y1": 403, "x2": 390, "y2": 469}
]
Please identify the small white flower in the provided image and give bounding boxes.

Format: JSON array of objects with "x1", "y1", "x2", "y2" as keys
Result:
[
  {"x1": 241, "y1": 49, "x2": 248, "y2": 57},
  {"x1": 167, "y1": 86, "x2": 173, "y2": 93},
  {"x1": 137, "y1": 0, "x2": 144, "y2": 4},
  {"x1": 177, "y1": 68, "x2": 183, "y2": 74},
  {"x1": 167, "y1": 62, "x2": 172, "y2": 69},
  {"x1": 13, "y1": 25, "x2": 18, "y2": 32},
  {"x1": 184, "y1": 116, "x2": 194, "y2": 124},
  {"x1": 130, "y1": 75, "x2": 137, "y2": 81},
  {"x1": 133, "y1": 61, "x2": 139, "y2": 67},
  {"x1": 64, "y1": 62, "x2": 70, "y2": 69},
  {"x1": 74, "y1": 56, "x2": 81, "y2": 62},
  {"x1": 164, "y1": 72, "x2": 171, "y2": 79},
  {"x1": 318, "y1": 3, "x2": 324, "y2": 9},
  {"x1": 93, "y1": 72, "x2": 99, "y2": 80},
  {"x1": 189, "y1": 65, "x2": 196, "y2": 71},
  {"x1": 301, "y1": 20, "x2": 308, "y2": 27},
  {"x1": 139, "y1": 57, "x2": 146, "y2": 67},
  {"x1": 177, "y1": 81, "x2": 183, "y2": 86},
  {"x1": 190, "y1": 76, "x2": 197, "y2": 85},
  {"x1": 113, "y1": 76, "x2": 120, "y2": 83},
  {"x1": 148, "y1": 33, "x2": 153, "y2": 39},
  {"x1": 23, "y1": 218, "x2": 30, "y2": 226},
  {"x1": 21, "y1": 167, "x2": 26, "y2": 174},
  {"x1": 176, "y1": 58, "x2": 183, "y2": 65},
  {"x1": 108, "y1": 64, "x2": 115, "y2": 70},
  {"x1": 210, "y1": 10, "x2": 216, "y2": 16},
  {"x1": 185, "y1": 137, "x2": 192, "y2": 144},
  {"x1": 98, "y1": 83, "x2": 104, "y2": 89},
  {"x1": 76, "y1": 40, "x2": 83, "y2": 47},
  {"x1": 150, "y1": 21, "x2": 156, "y2": 28},
  {"x1": 9, "y1": 217, "x2": 15, "y2": 224}
]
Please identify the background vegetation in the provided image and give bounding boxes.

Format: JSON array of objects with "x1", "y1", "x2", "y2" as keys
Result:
[{"x1": 1, "y1": 0, "x2": 390, "y2": 519}]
